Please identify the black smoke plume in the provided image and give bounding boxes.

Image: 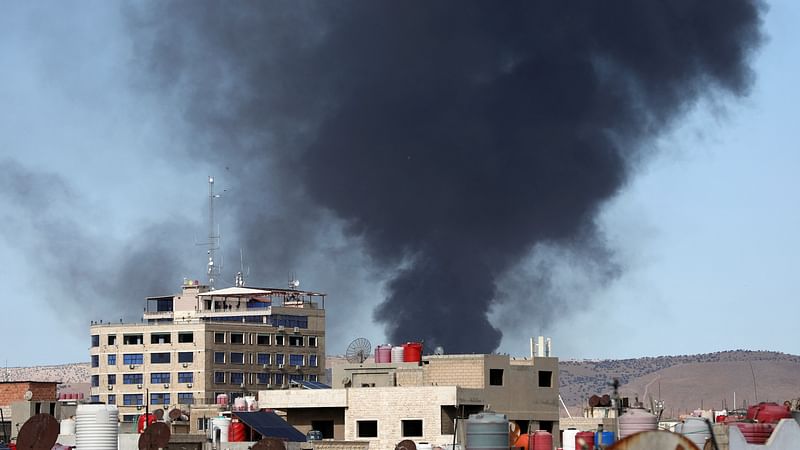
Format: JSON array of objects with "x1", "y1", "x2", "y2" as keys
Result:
[{"x1": 131, "y1": 1, "x2": 763, "y2": 353}]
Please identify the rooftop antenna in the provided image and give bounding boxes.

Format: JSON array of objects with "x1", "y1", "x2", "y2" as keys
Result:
[
  {"x1": 205, "y1": 176, "x2": 222, "y2": 289},
  {"x1": 235, "y1": 249, "x2": 250, "y2": 287},
  {"x1": 288, "y1": 271, "x2": 300, "y2": 290}
]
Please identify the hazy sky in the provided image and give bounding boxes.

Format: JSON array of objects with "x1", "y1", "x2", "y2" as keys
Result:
[{"x1": 1, "y1": 2, "x2": 798, "y2": 365}]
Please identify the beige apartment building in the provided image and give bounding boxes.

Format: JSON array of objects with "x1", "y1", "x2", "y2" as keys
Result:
[
  {"x1": 88, "y1": 280, "x2": 326, "y2": 422},
  {"x1": 259, "y1": 352, "x2": 560, "y2": 449}
]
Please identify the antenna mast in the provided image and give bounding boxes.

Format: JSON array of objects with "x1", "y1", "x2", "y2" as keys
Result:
[{"x1": 207, "y1": 176, "x2": 221, "y2": 289}]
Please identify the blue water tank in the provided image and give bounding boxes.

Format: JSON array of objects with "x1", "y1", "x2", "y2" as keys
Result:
[
  {"x1": 594, "y1": 431, "x2": 615, "y2": 447},
  {"x1": 466, "y1": 412, "x2": 508, "y2": 450}
]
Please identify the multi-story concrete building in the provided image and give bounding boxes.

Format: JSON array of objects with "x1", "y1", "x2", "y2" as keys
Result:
[
  {"x1": 89, "y1": 280, "x2": 326, "y2": 423},
  {"x1": 259, "y1": 352, "x2": 560, "y2": 449}
]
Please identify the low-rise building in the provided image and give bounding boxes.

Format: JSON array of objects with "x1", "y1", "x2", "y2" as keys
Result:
[{"x1": 260, "y1": 352, "x2": 559, "y2": 449}]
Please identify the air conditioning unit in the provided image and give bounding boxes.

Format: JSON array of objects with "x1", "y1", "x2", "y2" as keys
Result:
[
  {"x1": 293, "y1": 326, "x2": 299, "y2": 333},
  {"x1": 266, "y1": 383, "x2": 272, "y2": 389},
  {"x1": 262, "y1": 364, "x2": 269, "y2": 369},
  {"x1": 277, "y1": 325, "x2": 285, "y2": 332},
  {"x1": 129, "y1": 364, "x2": 136, "y2": 369},
  {"x1": 163, "y1": 383, "x2": 169, "y2": 388},
  {"x1": 293, "y1": 365, "x2": 301, "y2": 370},
  {"x1": 187, "y1": 383, "x2": 193, "y2": 388},
  {"x1": 278, "y1": 364, "x2": 285, "y2": 369},
  {"x1": 107, "y1": 385, "x2": 113, "y2": 391},
  {"x1": 137, "y1": 384, "x2": 143, "y2": 389},
  {"x1": 182, "y1": 363, "x2": 189, "y2": 368}
]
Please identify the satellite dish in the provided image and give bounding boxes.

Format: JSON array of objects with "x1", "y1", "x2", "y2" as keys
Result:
[
  {"x1": 23, "y1": 390, "x2": 33, "y2": 401},
  {"x1": 16, "y1": 414, "x2": 59, "y2": 450},
  {"x1": 138, "y1": 422, "x2": 171, "y2": 450},
  {"x1": 396, "y1": 439, "x2": 417, "y2": 450},
  {"x1": 345, "y1": 338, "x2": 372, "y2": 364}
]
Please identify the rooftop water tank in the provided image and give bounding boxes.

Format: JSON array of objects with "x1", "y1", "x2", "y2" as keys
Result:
[
  {"x1": 618, "y1": 408, "x2": 657, "y2": 439},
  {"x1": 675, "y1": 417, "x2": 710, "y2": 449},
  {"x1": 391, "y1": 346, "x2": 405, "y2": 363},
  {"x1": 403, "y1": 342, "x2": 423, "y2": 363},
  {"x1": 562, "y1": 429, "x2": 578, "y2": 450},
  {"x1": 75, "y1": 403, "x2": 118, "y2": 450},
  {"x1": 532, "y1": 430, "x2": 553, "y2": 450},
  {"x1": 733, "y1": 422, "x2": 775, "y2": 444},
  {"x1": 59, "y1": 418, "x2": 75, "y2": 436},
  {"x1": 575, "y1": 431, "x2": 594, "y2": 450},
  {"x1": 466, "y1": 412, "x2": 508, "y2": 450},
  {"x1": 375, "y1": 345, "x2": 392, "y2": 363},
  {"x1": 212, "y1": 417, "x2": 232, "y2": 444}
]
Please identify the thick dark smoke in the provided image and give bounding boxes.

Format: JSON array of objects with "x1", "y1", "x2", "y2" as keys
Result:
[{"x1": 131, "y1": 1, "x2": 763, "y2": 353}]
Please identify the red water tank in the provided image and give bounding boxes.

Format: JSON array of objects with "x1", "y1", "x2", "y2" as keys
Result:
[
  {"x1": 734, "y1": 422, "x2": 775, "y2": 444},
  {"x1": 747, "y1": 402, "x2": 791, "y2": 423},
  {"x1": 403, "y1": 342, "x2": 423, "y2": 362},
  {"x1": 137, "y1": 414, "x2": 157, "y2": 433},
  {"x1": 575, "y1": 431, "x2": 594, "y2": 450},
  {"x1": 532, "y1": 430, "x2": 553, "y2": 450},
  {"x1": 229, "y1": 421, "x2": 246, "y2": 442}
]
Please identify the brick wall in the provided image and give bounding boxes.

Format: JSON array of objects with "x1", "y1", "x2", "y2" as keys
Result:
[{"x1": 0, "y1": 382, "x2": 57, "y2": 405}]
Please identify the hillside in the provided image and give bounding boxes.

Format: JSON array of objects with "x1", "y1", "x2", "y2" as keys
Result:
[{"x1": 559, "y1": 350, "x2": 800, "y2": 415}]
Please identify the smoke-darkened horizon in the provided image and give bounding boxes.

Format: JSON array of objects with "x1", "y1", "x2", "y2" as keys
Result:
[{"x1": 128, "y1": 1, "x2": 764, "y2": 353}]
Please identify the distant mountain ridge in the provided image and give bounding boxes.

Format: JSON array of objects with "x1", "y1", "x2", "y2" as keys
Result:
[{"x1": 559, "y1": 350, "x2": 800, "y2": 415}]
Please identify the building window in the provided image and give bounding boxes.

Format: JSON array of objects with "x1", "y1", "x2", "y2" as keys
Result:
[
  {"x1": 91, "y1": 335, "x2": 99, "y2": 347},
  {"x1": 151, "y1": 352, "x2": 170, "y2": 364},
  {"x1": 178, "y1": 332, "x2": 193, "y2": 343},
  {"x1": 214, "y1": 372, "x2": 226, "y2": 384},
  {"x1": 107, "y1": 394, "x2": 116, "y2": 405},
  {"x1": 257, "y1": 353, "x2": 270, "y2": 365},
  {"x1": 91, "y1": 375, "x2": 99, "y2": 387},
  {"x1": 123, "y1": 394, "x2": 143, "y2": 406},
  {"x1": 357, "y1": 421, "x2": 378, "y2": 438},
  {"x1": 274, "y1": 373, "x2": 284, "y2": 385},
  {"x1": 150, "y1": 393, "x2": 170, "y2": 405},
  {"x1": 123, "y1": 353, "x2": 143, "y2": 365},
  {"x1": 151, "y1": 373, "x2": 170, "y2": 384},
  {"x1": 108, "y1": 335, "x2": 117, "y2": 345},
  {"x1": 257, "y1": 334, "x2": 270, "y2": 345},
  {"x1": 257, "y1": 373, "x2": 270, "y2": 385},
  {"x1": 489, "y1": 369, "x2": 504, "y2": 386},
  {"x1": 123, "y1": 414, "x2": 138, "y2": 422},
  {"x1": 402, "y1": 420, "x2": 423, "y2": 437},
  {"x1": 289, "y1": 354, "x2": 304, "y2": 366},
  {"x1": 289, "y1": 374, "x2": 303, "y2": 383},
  {"x1": 538, "y1": 370, "x2": 553, "y2": 388},
  {"x1": 309, "y1": 355, "x2": 318, "y2": 367},
  {"x1": 308, "y1": 374, "x2": 318, "y2": 382},
  {"x1": 230, "y1": 352, "x2": 245, "y2": 365},
  {"x1": 275, "y1": 335, "x2": 285, "y2": 346},
  {"x1": 108, "y1": 374, "x2": 116, "y2": 385},
  {"x1": 214, "y1": 332, "x2": 225, "y2": 344},
  {"x1": 288, "y1": 336, "x2": 303, "y2": 346},
  {"x1": 123, "y1": 373, "x2": 143, "y2": 385},
  {"x1": 91, "y1": 355, "x2": 99, "y2": 368},
  {"x1": 178, "y1": 372, "x2": 193, "y2": 383},
  {"x1": 151, "y1": 333, "x2": 171, "y2": 344},
  {"x1": 122, "y1": 334, "x2": 143, "y2": 345},
  {"x1": 214, "y1": 352, "x2": 226, "y2": 364},
  {"x1": 308, "y1": 336, "x2": 317, "y2": 347},
  {"x1": 108, "y1": 354, "x2": 117, "y2": 365},
  {"x1": 230, "y1": 372, "x2": 244, "y2": 385},
  {"x1": 90, "y1": 395, "x2": 100, "y2": 403},
  {"x1": 230, "y1": 333, "x2": 245, "y2": 344},
  {"x1": 178, "y1": 352, "x2": 193, "y2": 363},
  {"x1": 276, "y1": 354, "x2": 285, "y2": 366},
  {"x1": 178, "y1": 393, "x2": 194, "y2": 404}
]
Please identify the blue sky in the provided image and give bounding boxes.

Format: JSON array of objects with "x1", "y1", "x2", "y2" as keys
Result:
[{"x1": 1, "y1": 2, "x2": 798, "y2": 365}]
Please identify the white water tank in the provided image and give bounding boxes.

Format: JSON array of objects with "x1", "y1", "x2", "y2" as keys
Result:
[
  {"x1": 245, "y1": 396, "x2": 258, "y2": 411},
  {"x1": 75, "y1": 404, "x2": 118, "y2": 450},
  {"x1": 562, "y1": 428, "x2": 578, "y2": 450},
  {"x1": 417, "y1": 443, "x2": 433, "y2": 450},
  {"x1": 59, "y1": 418, "x2": 76, "y2": 435},
  {"x1": 212, "y1": 416, "x2": 232, "y2": 444},
  {"x1": 391, "y1": 346, "x2": 405, "y2": 363},
  {"x1": 233, "y1": 397, "x2": 247, "y2": 411}
]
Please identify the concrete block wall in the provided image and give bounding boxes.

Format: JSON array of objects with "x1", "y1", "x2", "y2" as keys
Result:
[
  {"x1": 344, "y1": 386, "x2": 458, "y2": 450},
  {"x1": 423, "y1": 356, "x2": 485, "y2": 389}
]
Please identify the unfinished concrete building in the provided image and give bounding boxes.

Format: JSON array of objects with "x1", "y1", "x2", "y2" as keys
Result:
[{"x1": 259, "y1": 351, "x2": 559, "y2": 449}]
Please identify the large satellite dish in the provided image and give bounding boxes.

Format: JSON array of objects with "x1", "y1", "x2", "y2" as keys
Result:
[
  {"x1": 16, "y1": 414, "x2": 59, "y2": 450},
  {"x1": 345, "y1": 337, "x2": 372, "y2": 363}
]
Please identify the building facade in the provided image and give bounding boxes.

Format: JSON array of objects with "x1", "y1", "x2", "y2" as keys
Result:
[
  {"x1": 259, "y1": 353, "x2": 560, "y2": 449},
  {"x1": 89, "y1": 281, "x2": 326, "y2": 422}
]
